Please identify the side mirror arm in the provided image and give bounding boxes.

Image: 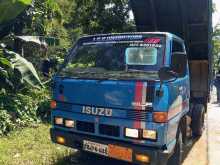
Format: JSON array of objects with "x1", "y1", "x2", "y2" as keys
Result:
[{"x1": 156, "y1": 81, "x2": 164, "y2": 97}]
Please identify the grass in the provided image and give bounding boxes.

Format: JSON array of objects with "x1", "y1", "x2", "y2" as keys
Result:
[
  {"x1": 0, "y1": 124, "x2": 74, "y2": 165},
  {"x1": 0, "y1": 124, "x2": 129, "y2": 165}
]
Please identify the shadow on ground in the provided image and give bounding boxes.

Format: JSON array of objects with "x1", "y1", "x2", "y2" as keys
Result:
[
  {"x1": 54, "y1": 137, "x2": 202, "y2": 165},
  {"x1": 182, "y1": 137, "x2": 202, "y2": 160},
  {"x1": 54, "y1": 151, "x2": 130, "y2": 165}
]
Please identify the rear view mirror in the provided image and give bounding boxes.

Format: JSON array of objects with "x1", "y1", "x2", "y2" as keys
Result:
[{"x1": 158, "y1": 67, "x2": 178, "y2": 82}]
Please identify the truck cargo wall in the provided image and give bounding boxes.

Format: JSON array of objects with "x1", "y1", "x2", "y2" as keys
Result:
[{"x1": 130, "y1": 0, "x2": 212, "y2": 61}]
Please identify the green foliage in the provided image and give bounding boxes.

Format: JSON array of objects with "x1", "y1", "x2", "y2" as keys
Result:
[
  {"x1": 213, "y1": 24, "x2": 220, "y2": 71},
  {"x1": 0, "y1": 48, "x2": 43, "y2": 91},
  {"x1": 71, "y1": 0, "x2": 134, "y2": 34},
  {"x1": 0, "y1": 88, "x2": 50, "y2": 136},
  {"x1": 0, "y1": 109, "x2": 15, "y2": 135},
  {"x1": 0, "y1": 0, "x2": 32, "y2": 24},
  {"x1": 6, "y1": 49, "x2": 43, "y2": 88},
  {"x1": 0, "y1": 47, "x2": 49, "y2": 136},
  {"x1": 30, "y1": 0, "x2": 62, "y2": 34},
  {"x1": 0, "y1": 50, "x2": 14, "y2": 91}
]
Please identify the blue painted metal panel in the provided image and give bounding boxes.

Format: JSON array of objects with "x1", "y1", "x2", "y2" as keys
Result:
[{"x1": 54, "y1": 78, "x2": 136, "y2": 110}]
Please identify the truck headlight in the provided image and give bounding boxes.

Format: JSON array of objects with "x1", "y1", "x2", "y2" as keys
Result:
[
  {"x1": 65, "y1": 119, "x2": 75, "y2": 128},
  {"x1": 125, "y1": 128, "x2": 139, "y2": 138},
  {"x1": 55, "y1": 117, "x2": 63, "y2": 125},
  {"x1": 142, "y1": 129, "x2": 157, "y2": 140}
]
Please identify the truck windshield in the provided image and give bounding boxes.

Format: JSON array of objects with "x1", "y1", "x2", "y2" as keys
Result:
[{"x1": 59, "y1": 38, "x2": 165, "y2": 80}]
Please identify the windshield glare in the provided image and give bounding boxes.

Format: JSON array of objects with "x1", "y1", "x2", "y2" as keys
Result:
[
  {"x1": 125, "y1": 47, "x2": 158, "y2": 65},
  {"x1": 60, "y1": 37, "x2": 165, "y2": 80}
]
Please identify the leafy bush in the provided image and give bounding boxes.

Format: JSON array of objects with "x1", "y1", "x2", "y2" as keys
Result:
[
  {"x1": 0, "y1": 88, "x2": 50, "y2": 136},
  {"x1": 0, "y1": 109, "x2": 15, "y2": 135}
]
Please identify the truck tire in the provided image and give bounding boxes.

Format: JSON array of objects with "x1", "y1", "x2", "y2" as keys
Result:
[
  {"x1": 192, "y1": 104, "x2": 205, "y2": 137},
  {"x1": 167, "y1": 132, "x2": 183, "y2": 165}
]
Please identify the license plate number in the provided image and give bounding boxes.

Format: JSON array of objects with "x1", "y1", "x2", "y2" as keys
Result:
[
  {"x1": 83, "y1": 140, "x2": 108, "y2": 156},
  {"x1": 83, "y1": 140, "x2": 133, "y2": 162}
]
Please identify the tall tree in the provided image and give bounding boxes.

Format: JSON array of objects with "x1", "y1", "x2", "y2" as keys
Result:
[
  {"x1": 213, "y1": 24, "x2": 220, "y2": 72},
  {"x1": 69, "y1": 0, "x2": 134, "y2": 35}
]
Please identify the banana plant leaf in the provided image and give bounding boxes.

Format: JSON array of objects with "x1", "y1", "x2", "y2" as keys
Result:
[
  {"x1": 5, "y1": 49, "x2": 43, "y2": 89},
  {"x1": 0, "y1": 57, "x2": 11, "y2": 68},
  {"x1": 0, "y1": 0, "x2": 32, "y2": 25}
]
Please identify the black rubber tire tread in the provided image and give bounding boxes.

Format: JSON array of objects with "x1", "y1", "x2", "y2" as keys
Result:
[
  {"x1": 192, "y1": 104, "x2": 205, "y2": 137},
  {"x1": 167, "y1": 132, "x2": 183, "y2": 165}
]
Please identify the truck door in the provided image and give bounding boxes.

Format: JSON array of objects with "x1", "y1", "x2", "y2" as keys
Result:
[
  {"x1": 170, "y1": 39, "x2": 190, "y2": 113},
  {"x1": 167, "y1": 39, "x2": 190, "y2": 142}
]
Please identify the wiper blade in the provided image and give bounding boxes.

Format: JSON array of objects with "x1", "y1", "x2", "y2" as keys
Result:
[{"x1": 127, "y1": 69, "x2": 149, "y2": 73}]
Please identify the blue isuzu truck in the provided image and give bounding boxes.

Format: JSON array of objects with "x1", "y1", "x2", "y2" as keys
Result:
[{"x1": 50, "y1": 0, "x2": 212, "y2": 164}]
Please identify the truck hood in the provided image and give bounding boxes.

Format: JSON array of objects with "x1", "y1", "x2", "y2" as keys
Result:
[{"x1": 53, "y1": 77, "x2": 155, "y2": 110}]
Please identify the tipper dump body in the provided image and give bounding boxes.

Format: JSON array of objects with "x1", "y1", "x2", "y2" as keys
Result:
[{"x1": 130, "y1": 0, "x2": 212, "y2": 104}]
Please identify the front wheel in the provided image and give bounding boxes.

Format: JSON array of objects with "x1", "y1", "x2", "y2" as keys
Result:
[{"x1": 167, "y1": 132, "x2": 183, "y2": 165}]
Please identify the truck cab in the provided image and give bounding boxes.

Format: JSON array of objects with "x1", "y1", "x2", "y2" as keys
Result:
[{"x1": 50, "y1": 32, "x2": 198, "y2": 165}]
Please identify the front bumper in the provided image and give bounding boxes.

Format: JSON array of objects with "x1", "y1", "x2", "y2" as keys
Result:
[{"x1": 50, "y1": 128, "x2": 170, "y2": 165}]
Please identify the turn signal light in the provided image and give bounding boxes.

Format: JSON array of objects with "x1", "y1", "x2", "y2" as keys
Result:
[
  {"x1": 50, "y1": 100, "x2": 57, "y2": 109},
  {"x1": 135, "y1": 154, "x2": 150, "y2": 163},
  {"x1": 56, "y1": 136, "x2": 65, "y2": 144},
  {"x1": 153, "y1": 112, "x2": 168, "y2": 123}
]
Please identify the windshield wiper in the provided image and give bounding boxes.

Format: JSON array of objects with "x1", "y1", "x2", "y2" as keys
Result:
[{"x1": 127, "y1": 69, "x2": 149, "y2": 73}]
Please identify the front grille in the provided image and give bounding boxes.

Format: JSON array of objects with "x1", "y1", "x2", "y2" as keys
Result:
[
  {"x1": 127, "y1": 110, "x2": 152, "y2": 121},
  {"x1": 76, "y1": 121, "x2": 95, "y2": 133},
  {"x1": 99, "y1": 124, "x2": 120, "y2": 137}
]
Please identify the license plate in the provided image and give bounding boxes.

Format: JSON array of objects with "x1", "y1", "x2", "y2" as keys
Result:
[
  {"x1": 83, "y1": 140, "x2": 108, "y2": 156},
  {"x1": 108, "y1": 144, "x2": 133, "y2": 162},
  {"x1": 83, "y1": 140, "x2": 133, "y2": 162}
]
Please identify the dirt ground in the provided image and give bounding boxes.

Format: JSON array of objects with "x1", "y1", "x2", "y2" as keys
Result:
[
  {"x1": 207, "y1": 103, "x2": 220, "y2": 165},
  {"x1": 177, "y1": 90, "x2": 220, "y2": 165},
  {"x1": 182, "y1": 111, "x2": 208, "y2": 165}
]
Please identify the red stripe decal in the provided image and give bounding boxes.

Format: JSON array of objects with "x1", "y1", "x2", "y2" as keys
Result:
[{"x1": 133, "y1": 82, "x2": 143, "y2": 129}]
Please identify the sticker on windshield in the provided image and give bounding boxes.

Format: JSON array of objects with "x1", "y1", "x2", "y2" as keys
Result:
[
  {"x1": 82, "y1": 36, "x2": 163, "y2": 47},
  {"x1": 129, "y1": 43, "x2": 162, "y2": 48},
  {"x1": 144, "y1": 38, "x2": 161, "y2": 44},
  {"x1": 92, "y1": 35, "x2": 143, "y2": 42}
]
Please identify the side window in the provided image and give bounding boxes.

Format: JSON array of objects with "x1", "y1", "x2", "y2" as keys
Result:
[
  {"x1": 171, "y1": 53, "x2": 187, "y2": 77},
  {"x1": 172, "y1": 40, "x2": 185, "y2": 53},
  {"x1": 171, "y1": 40, "x2": 187, "y2": 77}
]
